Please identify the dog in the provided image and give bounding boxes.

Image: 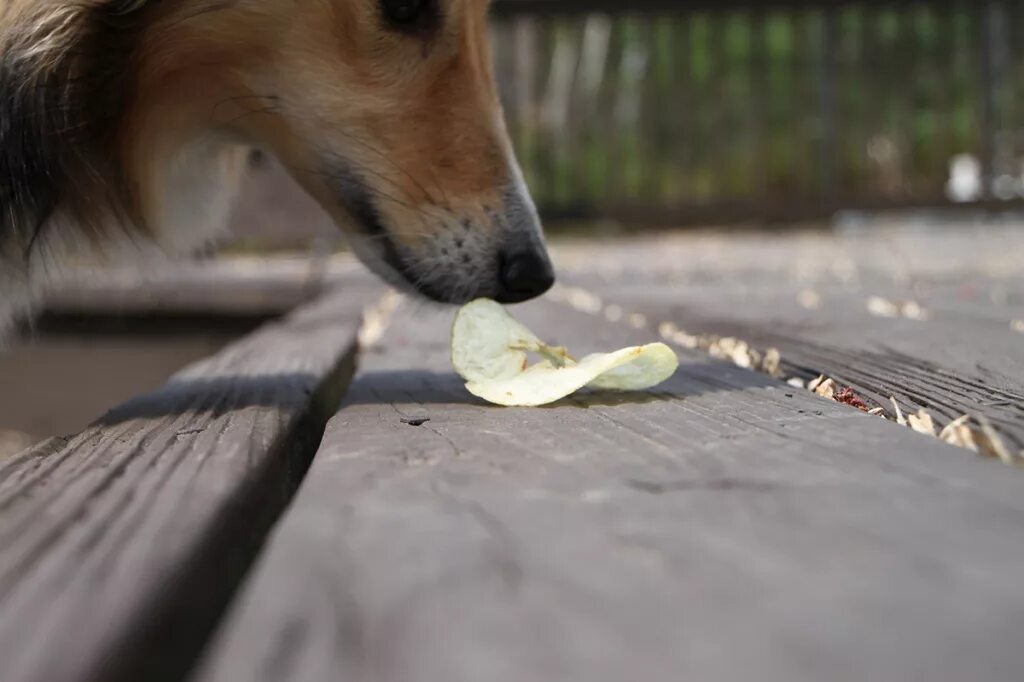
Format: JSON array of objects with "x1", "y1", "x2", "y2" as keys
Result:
[{"x1": 0, "y1": 0, "x2": 555, "y2": 335}]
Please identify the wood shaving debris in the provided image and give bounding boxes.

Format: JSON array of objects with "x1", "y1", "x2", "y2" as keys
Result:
[
  {"x1": 762, "y1": 348, "x2": 783, "y2": 378},
  {"x1": 867, "y1": 297, "x2": 900, "y2": 318},
  {"x1": 889, "y1": 397, "x2": 907, "y2": 426},
  {"x1": 813, "y1": 377, "x2": 836, "y2": 400},
  {"x1": 975, "y1": 416, "x2": 1016, "y2": 465},
  {"x1": 671, "y1": 331, "x2": 701, "y2": 350},
  {"x1": 901, "y1": 301, "x2": 930, "y2": 321},
  {"x1": 798, "y1": 290, "x2": 822, "y2": 310},
  {"x1": 548, "y1": 286, "x2": 1019, "y2": 466},
  {"x1": 359, "y1": 291, "x2": 402, "y2": 347},
  {"x1": 801, "y1": 383, "x2": 1020, "y2": 467},
  {"x1": 628, "y1": 313, "x2": 648, "y2": 329},
  {"x1": 707, "y1": 337, "x2": 743, "y2": 366},
  {"x1": 939, "y1": 415, "x2": 976, "y2": 451},
  {"x1": 708, "y1": 337, "x2": 753, "y2": 368},
  {"x1": 555, "y1": 287, "x2": 792, "y2": 384},
  {"x1": 907, "y1": 409, "x2": 937, "y2": 437},
  {"x1": 656, "y1": 324, "x2": 785, "y2": 376},
  {"x1": 604, "y1": 304, "x2": 623, "y2": 322},
  {"x1": 867, "y1": 296, "x2": 930, "y2": 321},
  {"x1": 893, "y1": 411, "x2": 1021, "y2": 465},
  {"x1": 658, "y1": 321, "x2": 679, "y2": 341},
  {"x1": 567, "y1": 289, "x2": 603, "y2": 315}
]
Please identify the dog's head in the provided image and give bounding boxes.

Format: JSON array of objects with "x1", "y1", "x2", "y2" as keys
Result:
[{"x1": 139, "y1": 0, "x2": 554, "y2": 303}]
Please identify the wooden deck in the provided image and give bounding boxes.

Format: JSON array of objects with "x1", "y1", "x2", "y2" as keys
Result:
[
  {"x1": 0, "y1": 255, "x2": 371, "y2": 455},
  {"x1": 552, "y1": 219, "x2": 1024, "y2": 459},
  {"x1": 1, "y1": 222, "x2": 1023, "y2": 681}
]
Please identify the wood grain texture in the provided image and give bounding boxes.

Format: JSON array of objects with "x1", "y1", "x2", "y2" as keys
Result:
[
  {"x1": 0, "y1": 287, "x2": 379, "y2": 682},
  {"x1": 196, "y1": 298, "x2": 1024, "y2": 682},
  {"x1": 553, "y1": 228, "x2": 1024, "y2": 452},
  {"x1": 577, "y1": 277, "x2": 1024, "y2": 449},
  {"x1": 39, "y1": 255, "x2": 370, "y2": 318}
]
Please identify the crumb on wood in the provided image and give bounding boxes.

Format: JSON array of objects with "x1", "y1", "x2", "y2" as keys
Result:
[
  {"x1": 936, "y1": 415, "x2": 1019, "y2": 465},
  {"x1": 867, "y1": 297, "x2": 901, "y2": 318},
  {"x1": 889, "y1": 397, "x2": 907, "y2": 426},
  {"x1": 973, "y1": 416, "x2": 1016, "y2": 465},
  {"x1": 762, "y1": 348, "x2": 783, "y2": 378},
  {"x1": 811, "y1": 376, "x2": 836, "y2": 399},
  {"x1": 939, "y1": 415, "x2": 976, "y2": 451},
  {"x1": 797, "y1": 290, "x2": 822, "y2": 310},
  {"x1": 834, "y1": 386, "x2": 869, "y2": 412},
  {"x1": 867, "y1": 296, "x2": 930, "y2": 321},
  {"x1": 907, "y1": 409, "x2": 937, "y2": 437}
]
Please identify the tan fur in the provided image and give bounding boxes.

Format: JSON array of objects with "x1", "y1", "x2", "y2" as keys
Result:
[
  {"x1": 132, "y1": 0, "x2": 544, "y2": 290},
  {"x1": 2, "y1": 0, "x2": 551, "y2": 328}
]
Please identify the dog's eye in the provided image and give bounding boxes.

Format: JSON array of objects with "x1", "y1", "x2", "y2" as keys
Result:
[{"x1": 382, "y1": 0, "x2": 424, "y2": 25}]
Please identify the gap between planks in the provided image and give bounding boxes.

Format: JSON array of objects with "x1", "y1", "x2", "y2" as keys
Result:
[
  {"x1": 0, "y1": 286, "x2": 384, "y2": 682},
  {"x1": 549, "y1": 282, "x2": 1024, "y2": 466},
  {"x1": 193, "y1": 297, "x2": 1024, "y2": 682}
]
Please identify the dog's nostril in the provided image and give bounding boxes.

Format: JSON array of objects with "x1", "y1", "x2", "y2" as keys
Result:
[{"x1": 497, "y1": 249, "x2": 556, "y2": 304}]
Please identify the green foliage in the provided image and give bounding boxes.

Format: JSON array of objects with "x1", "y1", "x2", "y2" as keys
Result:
[{"x1": 492, "y1": 4, "x2": 1023, "y2": 212}]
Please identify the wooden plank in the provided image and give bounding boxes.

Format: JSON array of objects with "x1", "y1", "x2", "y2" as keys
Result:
[
  {"x1": 196, "y1": 298, "x2": 1024, "y2": 682},
  {"x1": 565, "y1": 276, "x2": 1024, "y2": 445},
  {"x1": 553, "y1": 228, "x2": 1024, "y2": 453},
  {"x1": 0, "y1": 285, "x2": 381, "y2": 682},
  {"x1": 38, "y1": 255, "x2": 369, "y2": 318}
]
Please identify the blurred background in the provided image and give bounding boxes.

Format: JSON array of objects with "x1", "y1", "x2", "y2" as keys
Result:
[
  {"x1": 493, "y1": 0, "x2": 1024, "y2": 222},
  {"x1": 230, "y1": 0, "x2": 1024, "y2": 248},
  {"x1": 3, "y1": 0, "x2": 1023, "y2": 454},
  {"x1": 492, "y1": 0, "x2": 1024, "y2": 222}
]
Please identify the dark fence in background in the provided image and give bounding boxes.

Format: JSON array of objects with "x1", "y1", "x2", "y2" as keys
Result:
[{"x1": 489, "y1": 0, "x2": 1024, "y2": 224}]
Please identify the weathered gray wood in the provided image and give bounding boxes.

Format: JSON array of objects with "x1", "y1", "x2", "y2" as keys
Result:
[
  {"x1": 568, "y1": 273, "x2": 1024, "y2": 452},
  {"x1": 39, "y1": 255, "x2": 370, "y2": 317},
  {"x1": 0, "y1": 286, "x2": 380, "y2": 682},
  {"x1": 196, "y1": 298, "x2": 1024, "y2": 682},
  {"x1": 552, "y1": 227, "x2": 1024, "y2": 452}
]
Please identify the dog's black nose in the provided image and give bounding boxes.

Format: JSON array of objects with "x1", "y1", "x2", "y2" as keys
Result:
[{"x1": 496, "y1": 249, "x2": 555, "y2": 303}]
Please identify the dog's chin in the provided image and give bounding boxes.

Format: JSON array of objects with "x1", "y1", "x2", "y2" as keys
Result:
[
  {"x1": 347, "y1": 241, "x2": 488, "y2": 305},
  {"x1": 379, "y1": 267, "x2": 494, "y2": 306}
]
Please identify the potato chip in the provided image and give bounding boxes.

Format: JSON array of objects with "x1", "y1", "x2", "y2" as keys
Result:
[{"x1": 451, "y1": 299, "x2": 678, "y2": 407}]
